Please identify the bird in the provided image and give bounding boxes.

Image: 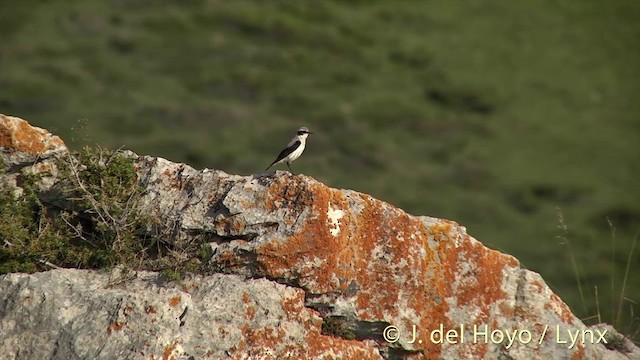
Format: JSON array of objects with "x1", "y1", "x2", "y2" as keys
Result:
[{"x1": 265, "y1": 127, "x2": 313, "y2": 174}]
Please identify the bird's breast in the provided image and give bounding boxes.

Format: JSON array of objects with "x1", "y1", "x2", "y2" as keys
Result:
[{"x1": 288, "y1": 142, "x2": 306, "y2": 161}]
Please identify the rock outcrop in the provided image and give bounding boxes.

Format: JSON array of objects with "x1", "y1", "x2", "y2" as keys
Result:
[
  {"x1": 0, "y1": 114, "x2": 67, "y2": 170},
  {"x1": 0, "y1": 269, "x2": 380, "y2": 359},
  {"x1": 1, "y1": 114, "x2": 638, "y2": 359}
]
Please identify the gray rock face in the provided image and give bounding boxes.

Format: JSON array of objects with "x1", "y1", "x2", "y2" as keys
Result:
[
  {"x1": 1, "y1": 115, "x2": 638, "y2": 359},
  {"x1": 0, "y1": 269, "x2": 379, "y2": 359}
]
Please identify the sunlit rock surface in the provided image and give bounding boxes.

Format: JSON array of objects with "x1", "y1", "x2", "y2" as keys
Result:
[{"x1": 1, "y1": 115, "x2": 637, "y2": 359}]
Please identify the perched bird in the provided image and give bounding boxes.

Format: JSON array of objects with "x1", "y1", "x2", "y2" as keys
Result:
[{"x1": 265, "y1": 127, "x2": 313, "y2": 174}]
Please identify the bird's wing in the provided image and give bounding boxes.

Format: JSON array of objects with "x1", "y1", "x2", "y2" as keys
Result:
[
  {"x1": 286, "y1": 136, "x2": 300, "y2": 148},
  {"x1": 266, "y1": 140, "x2": 301, "y2": 170}
]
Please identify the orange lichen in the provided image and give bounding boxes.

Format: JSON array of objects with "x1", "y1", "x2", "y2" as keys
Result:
[
  {"x1": 281, "y1": 291, "x2": 305, "y2": 319},
  {"x1": 304, "y1": 334, "x2": 381, "y2": 359},
  {"x1": 571, "y1": 342, "x2": 585, "y2": 360},
  {"x1": 0, "y1": 115, "x2": 65, "y2": 154},
  {"x1": 162, "y1": 340, "x2": 178, "y2": 360},
  {"x1": 218, "y1": 175, "x2": 539, "y2": 358},
  {"x1": 255, "y1": 178, "x2": 458, "y2": 355},
  {"x1": 107, "y1": 321, "x2": 125, "y2": 335},
  {"x1": 546, "y1": 294, "x2": 575, "y2": 324},
  {"x1": 162, "y1": 168, "x2": 173, "y2": 178},
  {"x1": 257, "y1": 178, "x2": 338, "y2": 289},
  {"x1": 430, "y1": 222, "x2": 454, "y2": 241},
  {"x1": 242, "y1": 292, "x2": 256, "y2": 320},
  {"x1": 224, "y1": 281, "x2": 381, "y2": 359},
  {"x1": 441, "y1": 232, "x2": 514, "y2": 320},
  {"x1": 168, "y1": 296, "x2": 181, "y2": 307},
  {"x1": 230, "y1": 324, "x2": 381, "y2": 360},
  {"x1": 248, "y1": 327, "x2": 285, "y2": 351},
  {"x1": 498, "y1": 301, "x2": 515, "y2": 318},
  {"x1": 530, "y1": 280, "x2": 545, "y2": 293}
]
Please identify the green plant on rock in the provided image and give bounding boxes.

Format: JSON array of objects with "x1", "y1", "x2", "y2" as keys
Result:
[
  {"x1": 1, "y1": 146, "x2": 210, "y2": 277},
  {"x1": 0, "y1": 170, "x2": 82, "y2": 273},
  {"x1": 56, "y1": 146, "x2": 149, "y2": 267},
  {"x1": 0, "y1": 147, "x2": 149, "y2": 273}
]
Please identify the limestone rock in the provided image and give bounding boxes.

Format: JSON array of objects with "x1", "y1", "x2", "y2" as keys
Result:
[
  {"x1": 0, "y1": 269, "x2": 380, "y2": 359},
  {"x1": 0, "y1": 114, "x2": 67, "y2": 171},
  {"x1": 0, "y1": 114, "x2": 69, "y2": 195},
  {"x1": 1, "y1": 115, "x2": 638, "y2": 359},
  {"x1": 134, "y1": 157, "x2": 638, "y2": 360}
]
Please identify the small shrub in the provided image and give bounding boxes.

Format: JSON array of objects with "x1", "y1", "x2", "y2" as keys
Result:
[
  {"x1": 0, "y1": 171, "x2": 78, "y2": 273},
  {"x1": 1, "y1": 146, "x2": 209, "y2": 279},
  {"x1": 57, "y1": 147, "x2": 147, "y2": 260},
  {"x1": 0, "y1": 147, "x2": 148, "y2": 273}
]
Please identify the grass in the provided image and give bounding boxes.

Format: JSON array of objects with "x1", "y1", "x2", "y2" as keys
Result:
[
  {"x1": 556, "y1": 208, "x2": 587, "y2": 315},
  {"x1": 1, "y1": 0, "x2": 639, "y2": 341},
  {"x1": 558, "y1": 208, "x2": 640, "y2": 345},
  {"x1": 615, "y1": 228, "x2": 639, "y2": 342}
]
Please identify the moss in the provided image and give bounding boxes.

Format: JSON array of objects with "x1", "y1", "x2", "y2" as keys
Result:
[
  {"x1": 159, "y1": 257, "x2": 203, "y2": 282},
  {"x1": 198, "y1": 243, "x2": 215, "y2": 261},
  {"x1": 161, "y1": 269, "x2": 183, "y2": 282}
]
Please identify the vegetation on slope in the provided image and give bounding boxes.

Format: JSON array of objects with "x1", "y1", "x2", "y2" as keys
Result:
[{"x1": 1, "y1": 0, "x2": 638, "y2": 340}]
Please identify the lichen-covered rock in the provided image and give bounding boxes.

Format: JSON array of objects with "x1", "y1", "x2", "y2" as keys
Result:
[
  {"x1": 134, "y1": 156, "x2": 637, "y2": 360},
  {"x1": 0, "y1": 114, "x2": 67, "y2": 170},
  {"x1": 0, "y1": 114, "x2": 69, "y2": 196},
  {"x1": 0, "y1": 269, "x2": 382, "y2": 359},
  {"x1": 1, "y1": 115, "x2": 638, "y2": 360}
]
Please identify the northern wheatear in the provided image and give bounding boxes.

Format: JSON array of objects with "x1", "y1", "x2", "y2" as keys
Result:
[{"x1": 265, "y1": 127, "x2": 313, "y2": 174}]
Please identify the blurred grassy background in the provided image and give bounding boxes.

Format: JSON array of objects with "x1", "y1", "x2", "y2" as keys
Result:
[{"x1": 1, "y1": 0, "x2": 639, "y2": 338}]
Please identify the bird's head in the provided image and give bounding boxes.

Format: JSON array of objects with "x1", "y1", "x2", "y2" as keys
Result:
[{"x1": 296, "y1": 127, "x2": 313, "y2": 138}]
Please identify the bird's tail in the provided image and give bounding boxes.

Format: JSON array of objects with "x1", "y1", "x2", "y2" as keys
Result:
[{"x1": 265, "y1": 162, "x2": 275, "y2": 171}]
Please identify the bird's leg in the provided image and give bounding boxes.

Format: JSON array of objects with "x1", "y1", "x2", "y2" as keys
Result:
[{"x1": 287, "y1": 162, "x2": 295, "y2": 175}]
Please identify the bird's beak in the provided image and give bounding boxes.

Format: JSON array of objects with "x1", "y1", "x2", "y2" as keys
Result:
[{"x1": 308, "y1": 131, "x2": 314, "y2": 134}]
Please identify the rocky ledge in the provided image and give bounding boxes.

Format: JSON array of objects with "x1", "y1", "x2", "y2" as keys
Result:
[{"x1": 0, "y1": 114, "x2": 638, "y2": 359}]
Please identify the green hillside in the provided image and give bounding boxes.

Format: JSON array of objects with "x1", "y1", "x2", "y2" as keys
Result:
[{"x1": 1, "y1": 0, "x2": 639, "y2": 340}]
